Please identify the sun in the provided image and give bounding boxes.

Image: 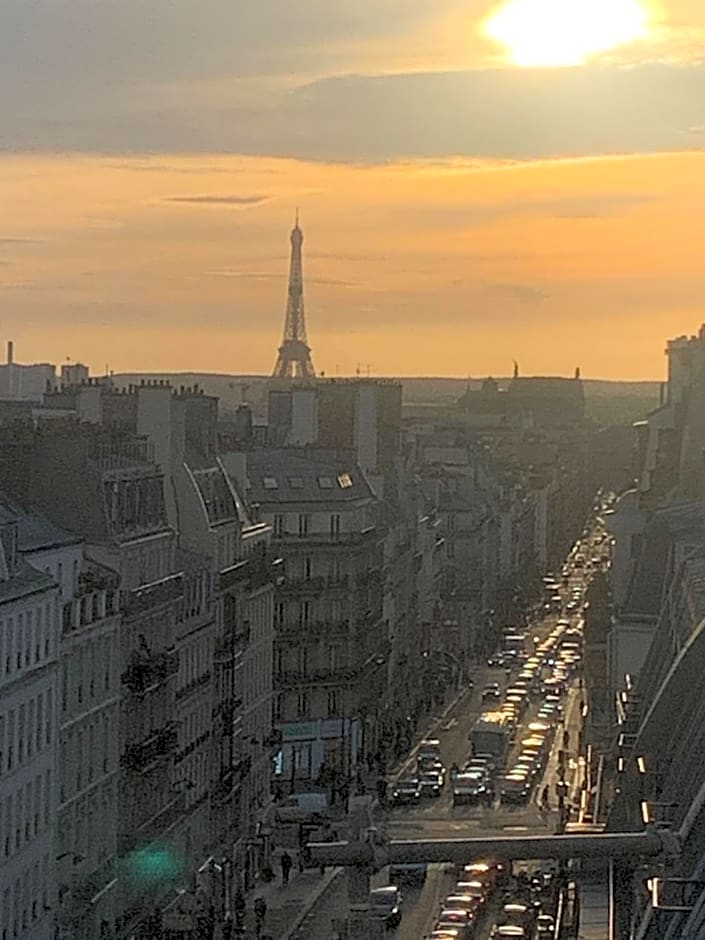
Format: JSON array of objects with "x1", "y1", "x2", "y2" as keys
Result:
[{"x1": 483, "y1": 0, "x2": 651, "y2": 67}]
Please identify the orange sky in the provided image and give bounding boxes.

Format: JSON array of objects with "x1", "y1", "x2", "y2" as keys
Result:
[
  {"x1": 2, "y1": 0, "x2": 705, "y2": 380},
  {"x1": 1, "y1": 150, "x2": 703, "y2": 380}
]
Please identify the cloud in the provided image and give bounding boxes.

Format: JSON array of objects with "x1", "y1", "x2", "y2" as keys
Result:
[
  {"x1": 163, "y1": 194, "x2": 270, "y2": 206},
  {"x1": 488, "y1": 282, "x2": 547, "y2": 304},
  {"x1": 205, "y1": 269, "x2": 359, "y2": 288}
]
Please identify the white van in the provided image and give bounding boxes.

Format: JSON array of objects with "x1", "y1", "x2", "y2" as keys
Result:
[{"x1": 274, "y1": 792, "x2": 330, "y2": 824}]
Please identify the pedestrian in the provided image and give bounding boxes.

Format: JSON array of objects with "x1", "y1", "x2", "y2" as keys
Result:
[
  {"x1": 253, "y1": 896, "x2": 267, "y2": 939},
  {"x1": 541, "y1": 784, "x2": 550, "y2": 810},
  {"x1": 280, "y1": 850, "x2": 292, "y2": 886},
  {"x1": 297, "y1": 850, "x2": 305, "y2": 874},
  {"x1": 234, "y1": 888, "x2": 245, "y2": 929}
]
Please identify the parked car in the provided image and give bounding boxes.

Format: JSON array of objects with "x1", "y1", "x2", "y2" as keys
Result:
[
  {"x1": 274, "y1": 792, "x2": 329, "y2": 824},
  {"x1": 369, "y1": 886, "x2": 402, "y2": 928}
]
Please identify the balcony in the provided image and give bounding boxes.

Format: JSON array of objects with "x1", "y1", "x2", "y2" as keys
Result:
[
  {"x1": 275, "y1": 667, "x2": 354, "y2": 689},
  {"x1": 280, "y1": 575, "x2": 349, "y2": 594},
  {"x1": 122, "y1": 648, "x2": 178, "y2": 694},
  {"x1": 220, "y1": 553, "x2": 284, "y2": 593},
  {"x1": 276, "y1": 526, "x2": 378, "y2": 546},
  {"x1": 124, "y1": 573, "x2": 183, "y2": 619},
  {"x1": 121, "y1": 721, "x2": 179, "y2": 774},
  {"x1": 275, "y1": 619, "x2": 350, "y2": 638}
]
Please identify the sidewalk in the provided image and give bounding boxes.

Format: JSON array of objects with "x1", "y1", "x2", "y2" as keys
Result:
[
  {"x1": 238, "y1": 679, "x2": 477, "y2": 939},
  {"x1": 237, "y1": 853, "x2": 342, "y2": 939}
]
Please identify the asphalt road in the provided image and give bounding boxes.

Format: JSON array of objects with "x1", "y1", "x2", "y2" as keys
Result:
[{"x1": 294, "y1": 558, "x2": 596, "y2": 938}]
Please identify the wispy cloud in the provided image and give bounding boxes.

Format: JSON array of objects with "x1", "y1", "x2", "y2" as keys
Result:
[
  {"x1": 163, "y1": 194, "x2": 270, "y2": 206},
  {"x1": 488, "y1": 282, "x2": 547, "y2": 304},
  {"x1": 205, "y1": 269, "x2": 359, "y2": 288}
]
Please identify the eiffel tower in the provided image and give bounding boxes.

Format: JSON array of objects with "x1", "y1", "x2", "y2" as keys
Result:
[{"x1": 272, "y1": 213, "x2": 316, "y2": 379}]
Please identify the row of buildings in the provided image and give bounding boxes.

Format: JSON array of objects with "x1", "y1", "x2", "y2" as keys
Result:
[{"x1": 0, "y1": 362, "x2": 593, "y2": 938}]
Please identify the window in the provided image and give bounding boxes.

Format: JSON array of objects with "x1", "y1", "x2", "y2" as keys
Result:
[
  {"x1": 337, "y1": 473, "x2": 353, "y2": 489},
  {"x1": 273, "y1": 694, "x2": 283, "y2": 721},
  {"x1": 298, "y1": 645, "x2": 309, "y2": 676},
  {"x1": 273, "y1": 514, "x2": 284, "y2": 537},
  {"x1": 303, "y1": 557, "x2": 312, "y2": 580},
  {"x1": 317, "y1": 476, "x2": 334, "y2": 489},
  {"x1": 263, "y1": 476, "x2": 278, "y2": 490},
  {"x1": 288, "y1": 477, "x2": 304, "y2": 490},
  {"x1": 298, "y1": 602, "x2": 310, "y2": 628},
  {"x1": 296, "y1": 692, "x2": 309, "y2": 718},
  {"x1": 327, "y1": 690, "x2": 341, "y2": 716},
  {"x1": 298, "y1": 514, "x2": 310, "y2": 538},
  {"x1": 328, "y1": 645, "x2": 339, "y2": 671},
  {"x1": 330, "y1": 514, "x2": 341, "y2": 536}
]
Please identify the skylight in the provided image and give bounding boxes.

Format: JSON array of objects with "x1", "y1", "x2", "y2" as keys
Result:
[
  {"x1": 318, "y1": 476, "x2": 333, "y2": 489},
  {"x1": 263, "y1": 477, "x2": 278, "y2": 490},
  {"x1": 288, "y1": 477, "x2": 304, "y2": 489},
  {"x1": 337, "y1": 473, "x2": 353, "y2": 489}
]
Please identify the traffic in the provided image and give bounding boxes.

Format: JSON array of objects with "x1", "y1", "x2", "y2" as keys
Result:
[{"x1": 362, "y1": 508, "x2": 613, "y2": 940}]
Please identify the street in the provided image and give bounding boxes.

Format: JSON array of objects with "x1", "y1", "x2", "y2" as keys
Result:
[{"x1": 294, "y1": 597, "x2": 589, "y2": 939}]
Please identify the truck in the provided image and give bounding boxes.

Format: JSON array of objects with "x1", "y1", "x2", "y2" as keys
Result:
[{"x1": 469, "y1": 712, "x2": 513, "y2": 768}]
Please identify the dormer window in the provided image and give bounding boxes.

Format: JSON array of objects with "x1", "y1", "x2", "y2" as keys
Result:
[
  {"x1": 337, "y1": 473, "x2": 353, "y2": 489},
  {"x1": 263, "y1": 477, "x2": 278, "y2": 490}
]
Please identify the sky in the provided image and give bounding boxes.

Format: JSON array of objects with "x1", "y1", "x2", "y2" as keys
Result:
[{"x1": 1, "y1": 0, "x2": 705, "y2": 379}]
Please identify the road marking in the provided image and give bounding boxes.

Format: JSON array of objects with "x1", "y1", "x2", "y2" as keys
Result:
[
  {"x1": 442, "y1": 718, "x2": 459, "y2": 731},
  {"x1": 503, "y1": 825, "x2": 529, "y2": 831}
]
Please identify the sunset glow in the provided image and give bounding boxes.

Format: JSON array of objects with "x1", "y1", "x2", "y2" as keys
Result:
[{"x1": 484, "y1": 0, "x2": 651, "y2": 66}]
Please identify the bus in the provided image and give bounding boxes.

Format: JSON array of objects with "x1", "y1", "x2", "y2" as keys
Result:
[{"x1": 469, "y1": 712, "x2": 513, "y2": 767}]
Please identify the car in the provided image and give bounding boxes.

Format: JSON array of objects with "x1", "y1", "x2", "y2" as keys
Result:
[
  {"x1": 527, "y1": 720, "x2": 553, "y2": 738},
  {"x1": 418, "y1": 739, "x2": 442, "y2": 761},
  {"x1": 453, "y1": 771, "x2": 490, "y2": 806},
  {"x1": 418, "y1": 755, "x2": 446, "y2": 780},
  {"x1": 536, "y1": 913, "x2": 555, "y2": 937},
  {"x1": 465, "y1": 756, "x2": 495, "y2": 776},
  {"x1": 500, "y1": 772, "x2": 532, "y2": 805},
  {"x1": 499, "y1": 902, "x2": 534, "y2": 929},
  {"x1": 431, "y1": 930, "x2": 465, "y2": 940},
  {"x1": 491, "y1": 927, "x2": 527, "y2": 939},
  {"x1": 453, "y1": 880, "x2": 487, "y2": 906},
  {"x1": 436, "y1": 909, "x2": 475, "y2": 936},
  {"x1": 444, "y1": 894, "x2": 482, "y2": 917},
  {"x1": 369, "y1": 886, "x2": 402, "y2": 928},
  {"x1": 482, "y1": 682, "x2": 502, "y2": 703},
  {"x1": 513, "y1": 754, "x2": 541, "y2": 781},
  {"x1": 390, "y1": 778, "x2": 422, "y2": 806},
  {"x1": 487, "y1": 654, "x2": 506, "y2": 668},
  {"x1": 274, "y1": 792, "x2": 330, "y2": 824},
  {"x1": 419, "y1": 771, "x2": 443, "y2": 798}
]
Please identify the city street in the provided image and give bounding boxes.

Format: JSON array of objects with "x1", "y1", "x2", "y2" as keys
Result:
[{"x1": 292, "y1": 593, "x2": 590, "y2": 939}]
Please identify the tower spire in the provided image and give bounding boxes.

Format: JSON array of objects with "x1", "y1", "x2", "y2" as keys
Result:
[{"x1": 272, "y1": 214, "x2": 316, "y2": 379}]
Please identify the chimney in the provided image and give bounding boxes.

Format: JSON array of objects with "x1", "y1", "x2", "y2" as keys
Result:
[{"x1": 7, "y1": 340, "x2": 13, "y2": 364}]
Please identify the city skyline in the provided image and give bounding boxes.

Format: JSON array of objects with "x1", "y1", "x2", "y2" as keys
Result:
[{"x1": 2, "y1": 1, "x2": 705, "y2": 379}]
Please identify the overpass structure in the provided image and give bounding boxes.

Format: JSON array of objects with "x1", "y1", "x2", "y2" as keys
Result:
[{"x1": 308, "y1": 797, "x2": 680, "y2": 939}]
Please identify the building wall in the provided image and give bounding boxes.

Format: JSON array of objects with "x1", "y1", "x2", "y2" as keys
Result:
[
  {"x1": 0, "y1": 585, "x2": 60, "y2": 940},
  {"x1": 0, "y1": 363, "x2": 55, "y2": 402}
]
